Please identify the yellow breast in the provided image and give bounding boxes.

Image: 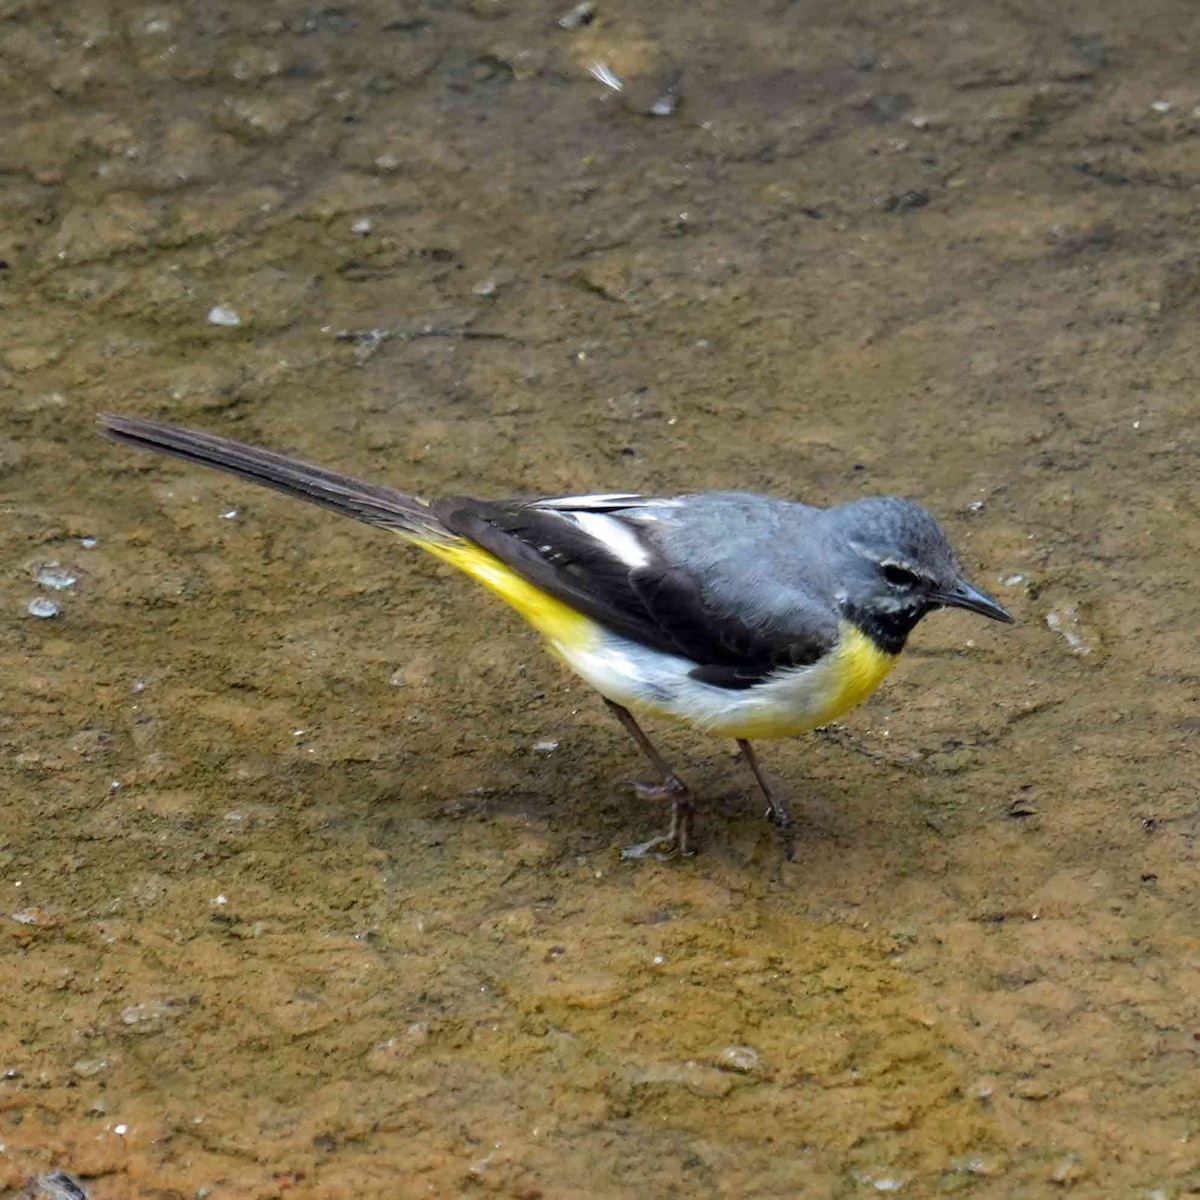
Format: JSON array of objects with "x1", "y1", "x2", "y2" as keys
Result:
[
  {"x1": 812, "y1": 622, "x2": 898, "y2": 725},
  {"x1": 712, "y1": 622, "x2": 898, "y2": 740}
]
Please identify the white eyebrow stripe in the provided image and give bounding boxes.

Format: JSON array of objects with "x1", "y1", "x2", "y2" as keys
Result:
[
  {"x1": 568, "y1": 511, "x2": 651, "y2": 568},
  {"x1": 879, "y1": 559, "x2": 937, "y2": 584}
]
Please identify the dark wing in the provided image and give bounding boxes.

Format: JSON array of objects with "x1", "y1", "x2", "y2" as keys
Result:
[{"x1": 431, "y1": 495, "x2": 833, "y2": 688}]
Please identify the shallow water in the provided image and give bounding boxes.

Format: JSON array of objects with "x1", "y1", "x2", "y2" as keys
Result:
[{"x1": 3, "y1": 0, "x2": 1200, "y2": 1196}]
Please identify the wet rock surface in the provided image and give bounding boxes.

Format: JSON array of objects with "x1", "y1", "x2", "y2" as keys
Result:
[{"x1": 2, "y1": 0, "x2": 1200, "y2": 1196}]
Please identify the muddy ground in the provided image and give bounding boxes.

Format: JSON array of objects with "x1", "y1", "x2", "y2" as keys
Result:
[{"x1": 2, "y1": 0, "x2": 1199, "y2": 1196}]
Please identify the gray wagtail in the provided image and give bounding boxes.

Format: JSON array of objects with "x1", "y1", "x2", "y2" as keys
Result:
[{"x1": 101, "y1": 415, "x2": 1013, "y2": 856}]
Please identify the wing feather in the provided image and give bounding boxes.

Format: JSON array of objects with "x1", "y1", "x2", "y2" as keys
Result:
[{"x1": 432, "y1": 495, "x2": 834, "y2": 687}]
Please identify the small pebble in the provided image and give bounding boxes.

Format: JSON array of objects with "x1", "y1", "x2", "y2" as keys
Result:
[
  {"x1": 35, "y1": 564, "x2": 76, "y2": 589},
  {"x1": 952, "y1": 1154, "x2": 1004, "y2": 1177},
  {"x1": 120, "y1": 998, "x2": 175, "y2": 1026},
  {"x1": 207, "y1": 305, "x2": 241, "y2": 327},
  {"x1": 533, "y1": 740, "x2": 560, "y2": 753},
  {"x1": 351, "y1": 218, "x2": 372, "y2": 235},
  {"x1": 1150, "y1": 100, "x2": 1172, "y2": 114},
  {"x1": 1000, "y1": 573, "x2": 1025, "y2": 587},
  {"x1": 884, "y1": 189, "x2": 928, "y2": 213},
  {"x1": 1045, "y1": 607, "x2": 1092, "y2": 655},
  {"x1": 80, "y1": 537, "x2": 98, "y2": 549},
  {"x1": 587, "y1": 60, "x2": 680, "y2": 117},
  {"x1": 1049, "y1": 1153, "x2": 1084, "y2": 1184},
  {"x1": 10, "y1": 907, "x2": 55, "y2": 926},
  {"x1": 633, "y1": 1060, "x2": 732, "y2": 1098},
  {"x1": 220, "y1": 509, "x2": 238, "y2": 520},
  {"x1": 25, "y1": 1173, "x2": 90, "y2": 1200},
  {"x1": 718, "y1": 1045, "x2": 759, "y2": 1073},
  {"x1": 27, "y1": 597, "x2": 60, "y2": 619},
  {"x1": 647, "y1": 90, "x2": 679, "y2": 117},
  {"x1": 558, "y1": 1, "x2": 594, "y2": 29}
]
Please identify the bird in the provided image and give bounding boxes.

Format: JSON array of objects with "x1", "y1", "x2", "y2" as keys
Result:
[{"x1": 100, "y1": 414, "x2": 1013, "y2": 857}]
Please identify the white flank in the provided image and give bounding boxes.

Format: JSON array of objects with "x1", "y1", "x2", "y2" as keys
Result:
[{"x1": 549, "y1": 627, "x2": 845, "y2": 740}]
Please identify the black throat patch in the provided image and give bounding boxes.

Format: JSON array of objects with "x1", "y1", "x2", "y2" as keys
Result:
[{"x1": 843, "y1": 601, "x2": 927, "y2": 656}]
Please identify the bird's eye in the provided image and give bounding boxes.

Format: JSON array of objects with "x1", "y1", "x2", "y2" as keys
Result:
[{"x1": 881, "y1": 562, "x2": 921, "y2": 588}]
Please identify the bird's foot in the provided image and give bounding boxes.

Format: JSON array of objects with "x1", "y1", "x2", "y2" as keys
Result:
[
  {"x1": 763, "y1": 801, "x2": 797, "y2": 861},
  {"x1": 619, "y1": 775, "x2": 695, "y2": 859},
  {"x1": 736, "y1": 739, "x2": 797, "y2": 861},
  {"x1": 620, "y1": 832, "x2": 684, "y2": 860}
]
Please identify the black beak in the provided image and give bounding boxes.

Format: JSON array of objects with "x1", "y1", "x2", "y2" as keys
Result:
[{"x1": 936, "y1": 578, "x2": 1014, "y2": 624}]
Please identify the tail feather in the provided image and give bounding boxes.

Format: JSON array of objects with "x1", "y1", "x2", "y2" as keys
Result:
[{"x1": 100, "y1": 414, "x2": 453, "y2": 542}]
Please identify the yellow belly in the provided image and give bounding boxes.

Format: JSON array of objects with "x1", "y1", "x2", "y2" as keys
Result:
[{"x1": 720, "y1": 623, "x2": 897, "y2": 739}]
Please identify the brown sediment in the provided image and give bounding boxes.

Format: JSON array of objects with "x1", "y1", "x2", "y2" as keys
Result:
[{"x1": 2, "y1": 1, "x2": 1199, "y2": 1195}]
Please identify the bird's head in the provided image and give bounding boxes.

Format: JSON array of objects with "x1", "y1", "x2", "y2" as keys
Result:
[{"x1": 822, "y1": 497, "x2": 1013, "y2": 654}]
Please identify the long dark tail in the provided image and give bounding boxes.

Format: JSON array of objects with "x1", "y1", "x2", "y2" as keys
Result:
[{"x1": 100, "y1": 414, "x2": 454, "y2": 542}]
